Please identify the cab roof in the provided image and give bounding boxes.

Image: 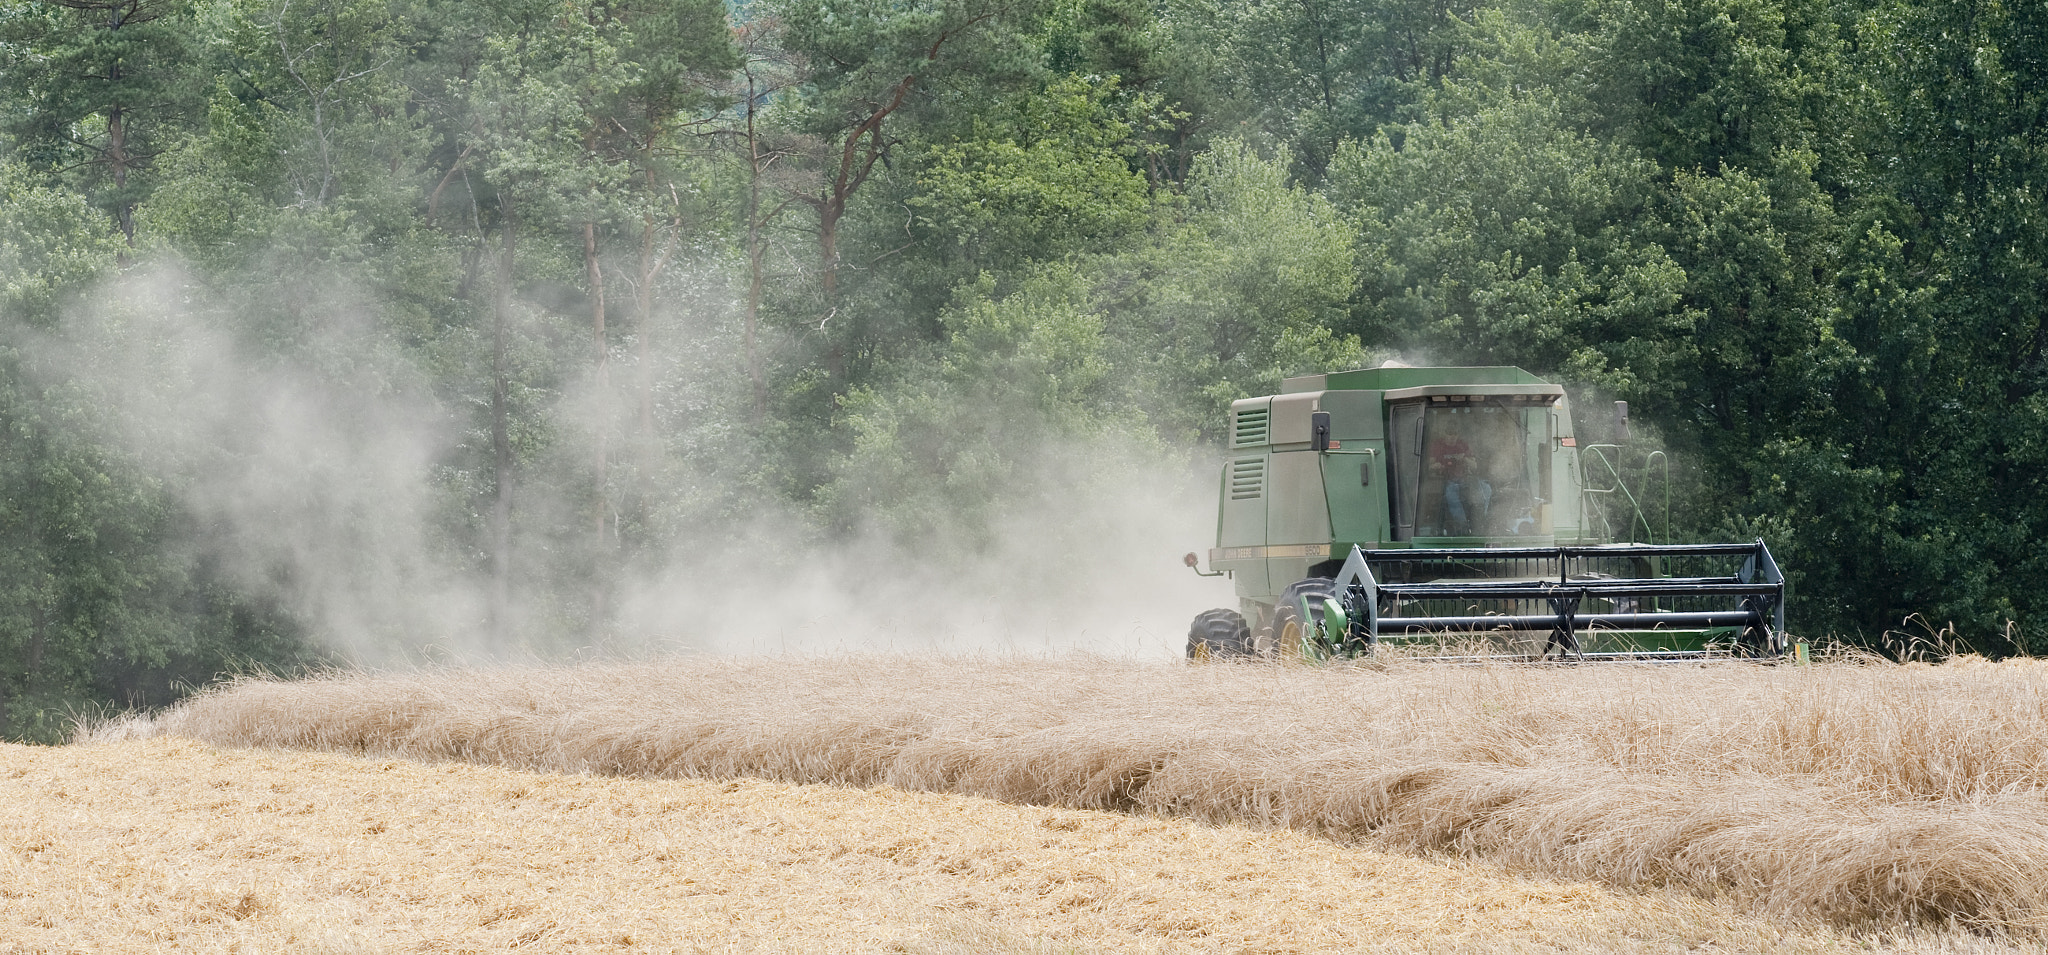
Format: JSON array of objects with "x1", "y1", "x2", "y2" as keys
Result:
[{"x1": 1280, "y1": 365, "x2": 1552, "y2": 394}]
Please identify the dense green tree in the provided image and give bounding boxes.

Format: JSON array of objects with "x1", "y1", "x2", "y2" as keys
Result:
[
  {"x1": 0, "y1": 163, "x2": 319, "y2": 742},
  {"x1": 1214, "y1": 0, "x2": 1476, "y2": 177},
  {"x1": 767, "y1": 0, "x2": 1047, "y2": 370},
  {"x1": 827, "y1": 142, "x2": 1360, "y2": 542},
  {"x1": 1101, "y1": 140, "x2": 1363, "y2": 440},
  {"x1": 822, "y1": 269, "x2": 1148, "y2": 548},
  {"x1": 1793, "y1": 0, "x2": 2048, "y2": 649},
  {"x1": 515, "y1": 0, "x2": 738, "y2": 623},
  {"x1": 132, "y1": 81, "x2": 282, "y2": 269},
  {"x1": 19, "y1": 0, "x2": 2048, "y2": 738},
  {"x1": 1330, "y1": 91, "x2": 1690, "y2": 396},
  {"x1": 0, "y1": 0, "x2": 202, "y2": 240},
  {"x1": 910, "y1": 74, "x2": 1159, "y2": 266}
]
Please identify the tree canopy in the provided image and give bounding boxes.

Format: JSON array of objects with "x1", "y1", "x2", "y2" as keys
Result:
[{"x1": 2, "y1": 0, "x2": 2046, "y2": 739}]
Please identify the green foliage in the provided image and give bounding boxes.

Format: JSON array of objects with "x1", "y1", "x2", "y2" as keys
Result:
[
  {"x1": 911, "y1": 75, "x2": 1159, "y2": 263},
  {"x1": 0, "y1": 0, "x2": 204, "y2": 235},
  {"x1": 1655, "y1": 158, "x2": 1841, "y2": 458},
  {"x1": 15, "y1": 0, "x2": 2048, "y2": 737},
  {"x1": 133, "y1": 83, "x2": 280, "y2": 267},
  {"x1": 1041, "y1": 0, "x2": 1166, "y2": 86},
  {"x1": 823, "y1": 270, "x2": 1152, "y2": 549},
  {"x1": 0, "y1": 162, "x2": 125, "y2": 323},
  {"x1": 0, "y1": 378, "x2": 302, "y2": 743},
  {"x1": 1199, "y1": 0, "x2": 1475, "y2": 176},
  {"x1": 1332, "y1": 92, "x2": 1690, "y2": 398},
  {"x1": 1585, "y1": 0, "x2": 1828, "y2": 173},
  {"x1": 827, "y1": 142, "x2": 1361, "y2": 543},
  {"x1": 1104, "y1": 140, "x2": 1364, "y2": 440},
  {"x1": 0, "y1": 166, "x2": 320, "y2": 743}
]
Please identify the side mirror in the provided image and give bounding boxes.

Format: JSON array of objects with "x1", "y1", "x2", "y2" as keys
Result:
[
  {"x1": 1311, "y1": 411, "x2": 1332, "y2": 452},
  {"x1": 1614, "y1": 401, "x2": 1631, "y2": 444},
  {"x1": 1183, "y1": 551, "x2": 1225, "y2": 578}
]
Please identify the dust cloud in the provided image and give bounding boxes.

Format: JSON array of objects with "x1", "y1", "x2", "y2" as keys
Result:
[
  {"x1": 23, "y1": 266, "x2": 489, "y2": 661},
  {"x1": 613, "y1": 450, "x2": 1231, "y2": 657},
  {"x1": 20, "y1": 262, "x2": 1235, "y2": 665}
]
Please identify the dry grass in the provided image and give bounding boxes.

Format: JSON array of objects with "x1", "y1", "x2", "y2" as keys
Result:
[
  {"x1": 0, "y1": 736, "x2": 2015, "y2": 954},
  {"x1": 89, "y1": 654, "x2": 2048, "y2": 934}
]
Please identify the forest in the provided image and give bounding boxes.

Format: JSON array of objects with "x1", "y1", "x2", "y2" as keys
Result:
[{"x1": 1, "y1": 0, "x2": 2045, "y2": 740}]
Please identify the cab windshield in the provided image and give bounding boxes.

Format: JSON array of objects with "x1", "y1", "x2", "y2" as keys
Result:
[{"x1": 1389, "y1": 401, "x2": 1551, "y2": 540}]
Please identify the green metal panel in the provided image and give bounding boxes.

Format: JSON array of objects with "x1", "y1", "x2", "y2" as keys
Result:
[
  {"x1": 1322, "y1": 445, "x2": 1389, "y2": 549},
  {"x1": 1262, "y1": 450, "x2": 1332, "y2": 601},
  {"x1": 1263, "y1": 557, "x2": 1318, "y2": 600},
  {"x1": 1266, "y1": 393, "x2": 1320, "y2": 449},
  {"x1": 1229, "y1": 398, "x2": 1272, "y2": 448},
  {"x1": 1266, "y1": 451, "x2": 1331, "y2": 544},
  {"x1": 1216, "y1": 398, "x2": 1272, "y2": 595},
  {"x1": 1219, "y1": 453, "x2": 1271, "y2": 542},
  {"x1": 1317, "y1": 389, "x2": 1383, "y2": 440},
  {"x1": 1549, "y1": 399, "x2": 1589, "y2": 543},
  {"x1": 1283, "y1": 365, "x2": 1549, "y2": 394}
]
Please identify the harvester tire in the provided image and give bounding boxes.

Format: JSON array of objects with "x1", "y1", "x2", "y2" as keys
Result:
[
  {"x1": 1263, "y1": 578, "x2": 1339, "y2": 662},
  {"x1": 1187, "y1": 609, "x2": 1253, "y2": 661}
]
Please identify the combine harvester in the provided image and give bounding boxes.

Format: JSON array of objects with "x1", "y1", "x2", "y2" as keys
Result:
[{"x1": 1184, "y1": 364, "x2": 1787, "y2": 662}]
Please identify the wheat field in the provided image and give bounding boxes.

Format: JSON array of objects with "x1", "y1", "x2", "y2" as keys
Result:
[
  {"x1": 9, "y1": 736, "x2": 1982, "y2": 954},
  {"x1": 86, "y1": 653, "x2": 2048, "y2": 937}
]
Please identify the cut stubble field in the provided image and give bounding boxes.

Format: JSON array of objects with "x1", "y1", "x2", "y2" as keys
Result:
[
  {"x1": 19, "y1": 654, "x2": 2048, "y2": 952},
  {"x1": 0, "y1": 736, "x2": 1924, "y2": 954}
]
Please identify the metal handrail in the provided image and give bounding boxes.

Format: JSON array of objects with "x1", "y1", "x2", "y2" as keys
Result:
[{"x1": 1580, "y1": 445, "x2": 1669, "y2": 544}]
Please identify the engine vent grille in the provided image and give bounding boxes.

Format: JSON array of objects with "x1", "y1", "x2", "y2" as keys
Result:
[
  {"x1": 1233, "y1": 408, "x2": 1270, "y2": 446},
  {"x1": 1229, "y1": 457, "x2": 1266, "y2": 500}
]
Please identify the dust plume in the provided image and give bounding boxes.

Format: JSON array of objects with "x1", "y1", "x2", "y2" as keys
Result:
[
  {"x1": 21, "y1": 264, "x2": 488, "y2": 661},
  {"x1": 17, "y1": 260, "x2": 1235, "y2": 663},
  {"x1": 609, "y1": 446, "x2": 1229, "y2": 656}
]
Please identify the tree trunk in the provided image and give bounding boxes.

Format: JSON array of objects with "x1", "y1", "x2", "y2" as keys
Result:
[
  {"x1": 585, "y1": 220, "x2": 609, "y2": 545},
  {"x1": 27, "y1": 594, "x2": 45, "y2": 692},
  {"x1": 585, "y1": 219, "x2": 609, "y2": 627},
  {"x1": 633, "y1": 122, "x2": 671, "y2": 446},
  {"x1": 805, "y1": 68, "x2": 922, "y2": 387},
  {"x1": 14, "y1": 574, "x2": 48, "y2": 739},
  {"x1": 743, "y1": 93, "x2": 770, "y2": 423},
  {"x1": 108, "y1": 104, "x2": 135, "y2": 244},
  {"x1": 633, "y1": 208, "x2": 662, "y2": 538},
  {"x1": 819, "y1": 194, "x2": 843, "y2": 300},
  {"x1": 637, "y1": 216, "x2": 658, "y2": 441},
  {"x1": 490, "y1": 186, "x2": 517, "y2": 643}
]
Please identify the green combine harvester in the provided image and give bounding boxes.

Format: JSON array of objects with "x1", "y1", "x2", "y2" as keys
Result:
[{"x1": 1184, "y1": 364, "x2": 1786, "y2": 662}]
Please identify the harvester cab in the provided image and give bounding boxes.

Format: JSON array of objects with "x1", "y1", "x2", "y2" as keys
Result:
[{"x1": 1185, "y1": 365, "x2": 1786, "y2": 662}]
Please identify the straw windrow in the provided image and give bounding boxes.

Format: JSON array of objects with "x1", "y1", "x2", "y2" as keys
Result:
[{"x1": 92, "y1": 655, "x2": 2048, "y2": 930}]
